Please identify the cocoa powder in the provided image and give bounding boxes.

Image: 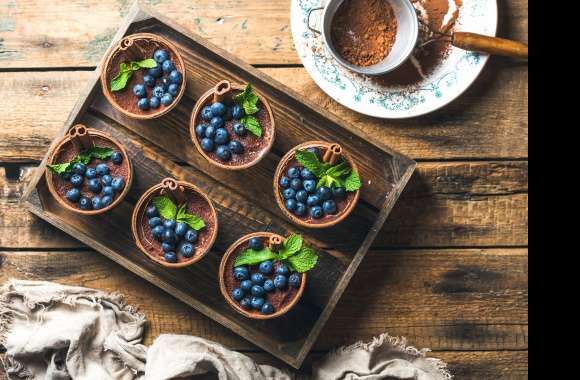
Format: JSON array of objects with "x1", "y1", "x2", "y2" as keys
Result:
[{"x1": 331, "y1": 0, "x2": 398, "y2": 67}]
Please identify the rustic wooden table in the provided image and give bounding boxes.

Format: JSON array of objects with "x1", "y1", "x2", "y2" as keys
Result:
[{"x1": 0, "y1": 0, "x2": 528, "y2": 378}]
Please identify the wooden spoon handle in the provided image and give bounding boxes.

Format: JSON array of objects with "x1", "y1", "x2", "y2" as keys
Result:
[{"x1": 452, "y1": 32, "x2": 528, "y2": 59}]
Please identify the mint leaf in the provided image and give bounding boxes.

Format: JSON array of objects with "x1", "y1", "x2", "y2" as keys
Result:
[
  {"x1": 317, "y1": 174, "x2": 342, "y2": 189},
  {"x1": 279, "y1": 234, "x2": 303, "y2": 259},
  {"x1": 137, "y1": 58, "x2": 157, "y2": 69},
  {"x1": 47, "y1": 163, "x2": 72, "y2": 175},
  {"x1": 233, "y1": 83, "x2": 253, "y2": 104},
  {"x1": 287, "y1": 247, "x2": 318, "y2": 273},
  {"x1": 235, "y1": 248, "x2": 278, "y2": 267},
  {"x1": 241, "y1": 116, "x2": 262, "y2": 138},
  {"x1": 153, "y1": 196, "x2": 177, "y2": 221},
  {"x1": 344, "y1": 170, "x2": 362, "y2": 192},
  {"x1": 177, "y1": 214, "x2": 206, "y2": 231},
  {"x1": 48, "y1": 146, "x2": 114, "y2": 176},
  {"x1": 295, "y1": 149, "x2": 324, "y2": 177},
  {"x1": 325, "y1": 162, "x2": 351, "y2": 178},
  {"x1": 111, "y1": 70, "x2": 133, "y2": 92},
  {"x1": 234, "y1": 84, "x2": 260, "y2": 116},
  {"x1": 87, "y1": 147, "x2": 114, "y2": 160}
]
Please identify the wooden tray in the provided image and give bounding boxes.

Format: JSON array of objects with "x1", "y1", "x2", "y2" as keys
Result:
[{"x1": 21, "y1": 3, "x2": 416, "y2": 368}]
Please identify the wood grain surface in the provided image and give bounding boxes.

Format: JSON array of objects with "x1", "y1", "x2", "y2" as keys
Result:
[{"x1": 0, "y1": 0, "x2": 528, "y2": 377}]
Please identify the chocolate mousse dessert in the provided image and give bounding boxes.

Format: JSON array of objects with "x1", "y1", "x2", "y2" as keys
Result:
[
  {"x1": 46, "y1": 125, "x2": 132, "y2": 215},
  {"x1": 132, "y1": 178, "x2": 218, "y2": 268},
  {"x1": 220, "y1": 233, "x2": 317, "y2": 319},
  {"x1": 274, "y1": 142, "x2": 362, "y2": 228},
  {"x1": 191, "y1": 81, "x2": 275, "y2": 170}
]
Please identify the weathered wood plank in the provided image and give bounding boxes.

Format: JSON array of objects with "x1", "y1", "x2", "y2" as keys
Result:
[
  {"x1": 0, "y1": 248, "x2": 528, "y2": 352},
  {"x1": 0, "y1": 0, "x2": 529, "y2": 68},
  {"x1": 0, "y1": 161, "x2": 527, "y2": 249}
]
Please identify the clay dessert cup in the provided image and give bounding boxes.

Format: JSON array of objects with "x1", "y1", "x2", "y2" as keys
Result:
[
  {"x1": 45, "y1": 124, "x2": 133, "y2": 216},
  {"x1": 219, "y1": 232, "x2": 307, "y2": 320},
  {"x1": 274, "y1": 141, "x2": 361, "y2": 229},
  {"x1": 131, "y1": 178, "x2": 218, "y2": 269},
  {"x1": 100, "y1": 33, "x2": 187, "y2": 120},
  {"x1": 190, "y1": 80, "x2": 276, "y2": 170}
]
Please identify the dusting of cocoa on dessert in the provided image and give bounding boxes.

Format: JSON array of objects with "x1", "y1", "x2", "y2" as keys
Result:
[{"x1": 331, "y1": 0, "x2": 398, "y2": 67}]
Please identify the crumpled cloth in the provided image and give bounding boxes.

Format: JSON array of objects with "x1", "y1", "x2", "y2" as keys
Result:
[{"x1": 1, "y1": 280, "x2": 451, "y2": 379}]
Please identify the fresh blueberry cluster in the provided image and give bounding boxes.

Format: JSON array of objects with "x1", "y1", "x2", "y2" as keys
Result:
[
  {"x1": 64, "y1": 152, "x2": 125, "y2": 211},
  {"x1": 231, "y1": 237, "x2": 302, "y2": 315},
  {"x1": 195, "y1": 101, "x2": 247, "y2": 162},
  {"x1": 135, "y1": 49, "x2": 182, "y2": 111},
  {"x1": 280, "y1": 148, "x2": 347, "y2": 219},
  {"x1": 145, "y1": 205, "x2": 200, "y2": 264}
]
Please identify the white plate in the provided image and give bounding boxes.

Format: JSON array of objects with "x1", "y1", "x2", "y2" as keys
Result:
[{"x1": 291, "y1": 0, "x2": 498, "y2": 119}]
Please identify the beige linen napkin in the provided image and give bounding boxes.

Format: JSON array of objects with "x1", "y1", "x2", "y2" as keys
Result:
[{"x1": 1, "y1": 280, "x2": 451, "y2": 379}]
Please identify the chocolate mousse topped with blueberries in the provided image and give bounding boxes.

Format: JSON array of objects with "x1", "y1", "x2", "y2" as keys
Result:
[
  {"x1": 191, "y1": 81, "x2": 275, "y2": 169},
  {"x1": 275, "y1": 142, "x2": 362, "y2": 228},
  {"x1": 220, "y1": 233, "x2": 318, "y2": 319}
]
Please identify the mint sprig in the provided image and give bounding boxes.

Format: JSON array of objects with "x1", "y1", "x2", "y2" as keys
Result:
[
  {"x1": 234, "y1": 84, "x2": 263, "y2": 138},
  {"x1": 152, "y1": 196, "x2": 206, "y2": 231},
  {"x1": 295, "y1": 149, "x2": 362, "y2": 192},
  {"x1": 110, "y1": 59, "x2": 157, "y2": 92},
  {"x1": 234, "y1": 234, "x2": 318, "y2": 273},
  {"x1": 47, "y1": 146, "x2": 114, "y2": 175}
]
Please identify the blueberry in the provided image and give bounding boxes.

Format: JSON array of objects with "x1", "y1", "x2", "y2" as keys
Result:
[
  {"x1": 228, "y1": 141, "x2": 244, "y2": 154},
  {"x1": 290, "y1": 178, "x2": 302, "y2": 191},
  {"x1": 205, "y1": 126, "x2": 216, "y2": 139},
  {"x1": 289, "y1": 273, "x2": 301, "y2": 288},
  {"x1": 149, "y1": 96, "x2": 161, "y2": 109},
  {"x1": 62, "y1": 172, "x2": 72, "y2": 181},
  {"x1": 149, "y1": 217, "x2": 162, "y2": 228},
  {"x1": 318, "y1": 186, "x2": 332, "y2": 201},
  {"x1": 303, "y1": 179, "x2": 317, "y2": 194},
  {"x1": 163, "y1": 229, "x2": 177, "y2": 244},
  {"x1": 164, "y1": 220, "x2": 177, "y2": 230},
  {"x1": 285, "y1": 198, "x2": 298, "y2": 212},
  {"x1": 175, "y1": 222, "x2": 188, "y2": 238},
  {"x1": 96, "y1": 163, "x2": 110, "y2": 176},
  {"x1": 168, "y1": 83, "x2": 179, "y2": 97},
  {"x1": 71, "y1": 174, "x2": 84, "y2": 188},
  {"x1": 148, "y1": 65, "x2": 163, "y2": 78},
  {"x1": 144, "y1": 74, "x2": 156, "y2": 88},
  {"x1": 111, "y1": 152, "x2": 123, "y2": 165},
  {"x1": 223, "y1": 107, "x2": 233, "y2": 121},
  {"x1": 274, "y1": 274, "x2": 287, "y2": 289},
  {"x1": 259, "y1": 260, "x2": 274, "y2": 275},
  {"x1": 201, "y1": 106, "x2": 213, "y2": 121},
  {"x1": 333, "y1": 187, "x2": 347, "y2": 199},
  {"x1": 263, "y1": 279, "x2": 275, "y2": 292},
  {"x1": 152, "y1": 86, "x2": 165, "y2": 98},
  {"x1": 261, "y1": 303, "x2": 275, "y2": 315},
  {"x1": 211, "y1": 102, "x2": 226, "y2": 117},
  {"x1": 251, "y1": 297, "x2": 265, "y2": 310},
  {"x1": 79, "y1": 197, "x2": 92, "y2": 211},
  {"x1": 195, "y1": 124, "x2": 207, "y2": 138},
  {"x1": 288, "y1": 167, "x2": 301, "y2": 178},
  {"x1": 216, "y1": 145, "x2": 231, "y2": 162},
  {"x1": 180, "y1": 243, "x2": 194, "y2": 258},
  {"x1": 88, "y1": 178, "x2": 102, "y2": 193},
  {"x1": 296, "y1": 190, "x2": 308, "y2": 203},
  {"x1": 214, "y1": 128, "x2": 229, "y2": 145},
  {"x1": 66, "y1": 188, "x2": 81, "y2": 202},
  {"x1": 210, "y1": 116, "x2": 224, "y2": 129},
  {"x1": 152, "y1": 226, "x2": 165, "y2": 240},
  {"x1": 161, "y1": 94, "x2": 174, "y2": 106},
  {"x1": 234, "y1": 267, "x2": 250, "y2": 281},
  {"x1": 164, "y1": 252, "x2": 178, "y2": 264},
  {"x1": 101, "y1": 175, "x2": 113, "y2": 186},
  {"x1": 72, "y1": 163, "x2": 86, "y2": 175},
  {"x1": 102, "y1": 186, "x2": 115, "y2": 197},
  {"x1": 250, "y1": 272, "x2": 265, "y2": 286},
  {"x1": 154, "y1": 49, "x2": 169, "y2": 64},
  {"x1": 306, "y1": 195, "x2": 321, "y2": 207},
  {"x1": 279, "y1": 176, "x2": 291, "y2": 189},
  {"x1": 145, "y1": 206, "x2": 159, "y2": 218},
  {"x1": 323, "y1": 200, "x2": 337, "y2": 215},
  {"x1": 169, "y1": 70, "x2": 182, "y2": 84},
  {"x1": 283, "y1": 188, "x2": 296, "y2": 200},
  {"x1": 240, "y1": 298, "x2": 252, "y2": 310},
  {"x1": 251, "y1": 285, "x2": 265, "y2": 297},
  {"x1": 159, "y1": 77, "x2": 171, "y2": 90},
  {"x1": 101, "y1": 195, "x2": 113, "y2": 208},
  {"x1": 184, "y1": 229, "x2": 198, "y2": 243},
  {"x1": 111, "y1": 177, "x2": 125, "y2": 192},
  {"x1": 240, "y1": 280, "x2": 253, "y2": 292},
  {"x1": 233, "y1": 123, "x2": 247, "y2": 137},
  {"x1": 249, "y1": 238, "x2": 263, "y2": 251},
  {"x1": 307, "y1": 147, "x2": 322, "y2": 160},
  {"x1": 231, "y1": 104, "x2": 244, "y2": 119},
  {"x1": 310, "y1": 206, "x2": 324, "y2": 219},
  {"x1": 91, "y1": 196, "x2": 103, "y2": 210},
  {"x1": 201, "y1": 138, "x2": 215, "y2": 152},
  {"x1": 133, "y1": 84, "x2": 147, "y2": 98},
  {"x1": 138, "y1": 98, "x2": 150, "y2": 110},
  {"x1": 162, "y1": 242, "x2": 175, "y2": 253},
  {"x1": 231, "y1": 288, "x2": 245, "y2": 302},
  {"x1": 85, "y1": 168, "x2": 97, "y2": 179},
  {"x1": 162, "y1": 59, "x2": 175, "y2": 73},
  {"x1": 301, "y1": 168, "x2": 315, "y2": 180},
  {"x1": 294, "y1": 202, "x2": 307, "y2": 216},
  {"x1": 277, "y1": 264, "x2": 290, "y2": 276}
]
